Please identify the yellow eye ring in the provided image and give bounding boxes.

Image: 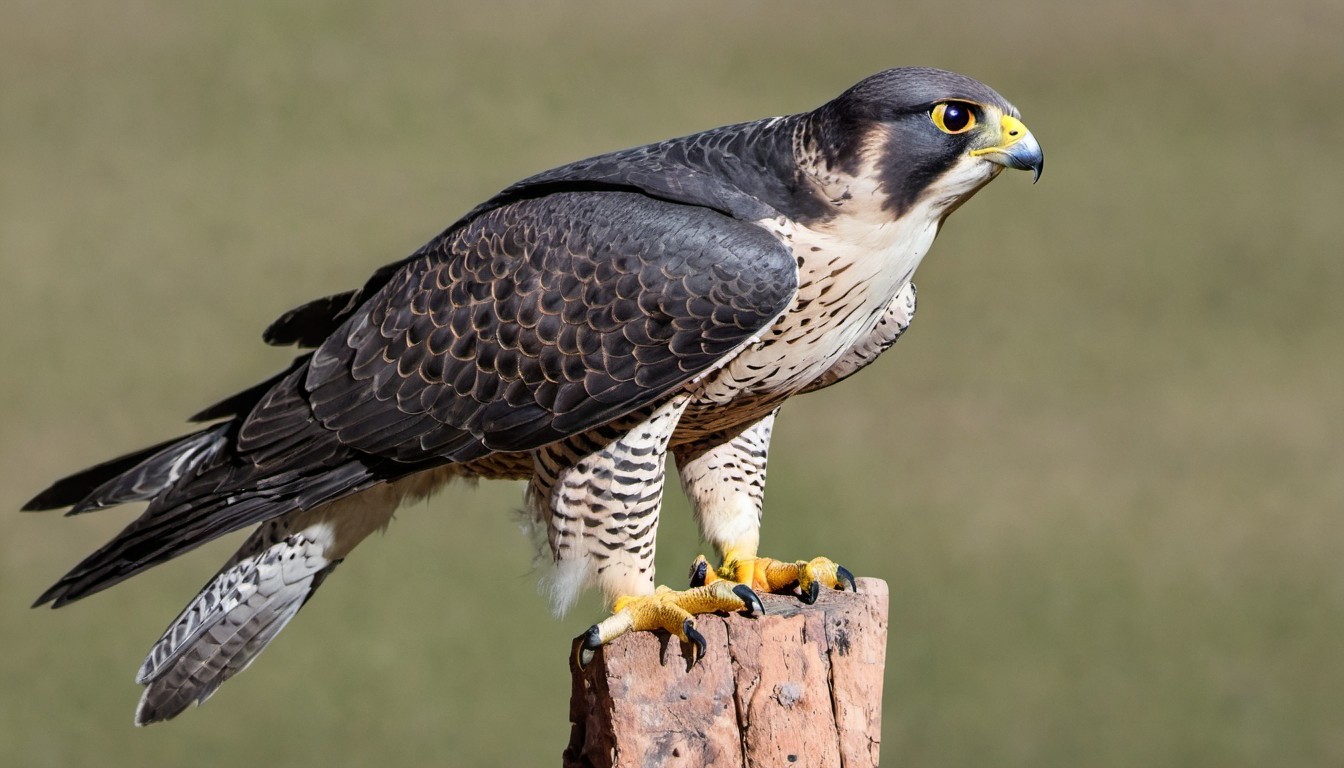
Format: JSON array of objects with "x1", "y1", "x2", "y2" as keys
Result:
[{"x1": 931, "y1": 102, "x2": 977, "y2": 134}]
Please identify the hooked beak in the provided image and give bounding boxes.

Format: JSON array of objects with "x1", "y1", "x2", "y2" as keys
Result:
[{"x1": 970, "y1": 115, "x2": 1043, "y2": 183}]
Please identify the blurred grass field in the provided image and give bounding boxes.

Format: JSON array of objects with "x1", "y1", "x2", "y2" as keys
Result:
[{"x1": 3, "y1": 0, "x2": 1342, "y2": 765}]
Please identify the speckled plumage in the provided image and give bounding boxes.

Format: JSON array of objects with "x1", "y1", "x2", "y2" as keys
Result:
[{"x1": 25, "y1": 67, "x2": 1041, "y2": 723}]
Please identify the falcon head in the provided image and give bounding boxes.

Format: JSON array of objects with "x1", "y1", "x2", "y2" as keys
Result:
[{"x1": 810, "y1": 67, "x2": 1044, "y2": 219}]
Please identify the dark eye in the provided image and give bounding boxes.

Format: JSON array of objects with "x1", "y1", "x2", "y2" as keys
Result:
[{"x1": 931, "y1": 102, "x2": 977, "y2": 134}]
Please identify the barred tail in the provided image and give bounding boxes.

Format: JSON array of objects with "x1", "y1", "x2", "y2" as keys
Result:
[{"x1": 134, "y1": 487, "x2": 400, "y2": 724}]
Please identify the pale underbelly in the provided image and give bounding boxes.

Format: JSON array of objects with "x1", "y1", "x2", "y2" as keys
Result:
[{"x1": 675, "y1": 276, "x2": 898, "y2": 438}]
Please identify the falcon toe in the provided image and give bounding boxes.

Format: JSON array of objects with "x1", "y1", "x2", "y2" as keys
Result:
[
  {"x1": 573, "y1": 581, "x2": 762, "y2": 669},
  {"x1": 689, "y1": 553, "x2": 858, "y2": 604}
]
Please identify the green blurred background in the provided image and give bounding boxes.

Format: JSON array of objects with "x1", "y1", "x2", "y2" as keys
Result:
[{"x1": 3, "y1": 1, "x2": 1341, "y2": 765}]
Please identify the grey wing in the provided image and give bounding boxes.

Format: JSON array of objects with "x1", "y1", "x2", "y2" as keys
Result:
[
  {"x1": 31, "y1": 190, "x2": 794, "y2": 609},
  {"x1": 800, "y1": 281, "x2": 916, "y2": 394},
  {"x1": 457, "y1": 117, "x2": 796, "y2": 225},
  {"x1": 255, "y1": 116, "x2": 802, "y2": 354},
  {"x1": 261, "y1": 190, "x2": 798, "y2": 465}
]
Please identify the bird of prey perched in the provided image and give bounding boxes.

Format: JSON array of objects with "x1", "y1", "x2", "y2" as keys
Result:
[{"x1": 25, "y1": 67, "x2": 1042, "y2": 724}]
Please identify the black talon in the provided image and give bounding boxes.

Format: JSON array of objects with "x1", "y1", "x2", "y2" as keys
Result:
[
  {"x1": 732, "y1": 584, "x2": 764, "y2": 617},
  {"x1": 575, "y1": 625, "x2": 603, "y2": 669},
  {"x1": 800, "y1": 579, "x2": 820, "y2": 605},
  {"x1": 688, "y1": 557, "x2": 710, "y2": 588},
  {"x1": 836, "y1": 565, "x2": 857, "y2": 593},
  {"x1": 683, "y1": 619, "x2": 707, "y2": 668}
]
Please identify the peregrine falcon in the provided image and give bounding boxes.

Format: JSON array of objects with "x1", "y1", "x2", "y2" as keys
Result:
[{"x1": 24, "y1": 67, "x2": 1042, "y2": 724}]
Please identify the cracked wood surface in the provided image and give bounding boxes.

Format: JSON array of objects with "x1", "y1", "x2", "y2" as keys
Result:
[{"x1": 564, "y1": 578, "x2": 888, "y2": 768}]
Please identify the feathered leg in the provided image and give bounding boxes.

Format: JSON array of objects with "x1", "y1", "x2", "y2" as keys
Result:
[
  {"x1": 675, "y1": 410, "x2": 856, "y2": 604},
  {"x1": 528, "y1": 394, "x2": 761, "y2": 667}
]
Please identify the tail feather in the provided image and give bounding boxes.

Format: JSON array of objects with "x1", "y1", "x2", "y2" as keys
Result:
[
  {"x1": 134, "y1": 524, "x2": 341, "y2": 725},
  {"x1": 133, "y1": 482, "x2": 406, "y2": 725}
]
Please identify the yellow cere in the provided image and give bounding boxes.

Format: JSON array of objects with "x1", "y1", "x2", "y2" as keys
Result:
[{"x1": 969, "y1": 114, "x2": 1033, "y2": 156}]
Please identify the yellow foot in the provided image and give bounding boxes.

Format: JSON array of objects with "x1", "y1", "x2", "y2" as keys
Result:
[
  {"x1": 574, "y1": 581, "x2": 764, "y2": 669},
  {"x1": 689, "y1": 554, "x2": 857, "y2": 605}
]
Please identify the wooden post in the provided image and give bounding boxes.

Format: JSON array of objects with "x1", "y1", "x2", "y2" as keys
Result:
[{"x1": 564, "y1": 578, "x2": 888, "y2": 768}]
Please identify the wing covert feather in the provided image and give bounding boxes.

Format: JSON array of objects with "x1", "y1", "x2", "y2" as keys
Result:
[{"x1": 300, "y1": 191, "x2": 795, "y2": 462}]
